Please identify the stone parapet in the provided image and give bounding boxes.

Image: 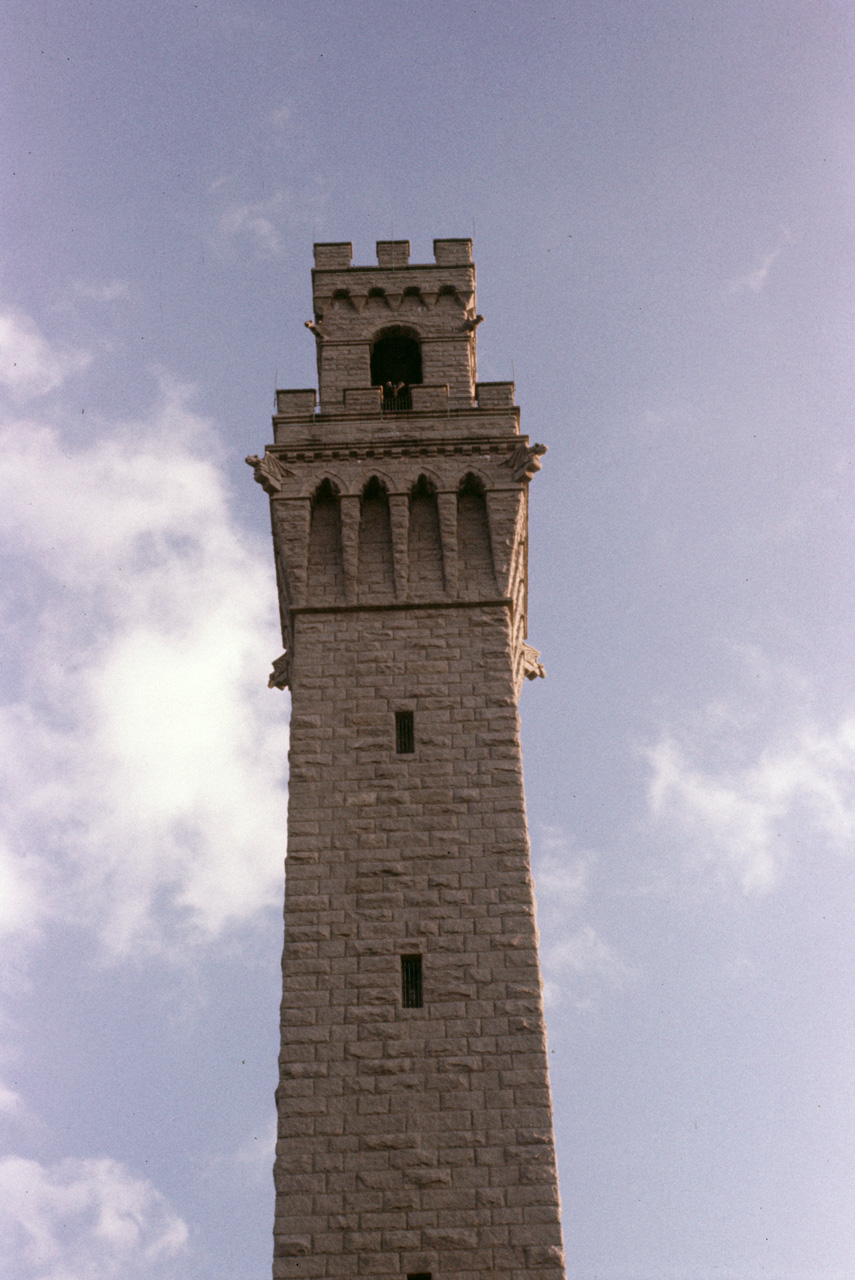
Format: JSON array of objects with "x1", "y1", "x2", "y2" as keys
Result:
[{"x1": 272, "y1": 405, "x2": 520, "y2": 446}]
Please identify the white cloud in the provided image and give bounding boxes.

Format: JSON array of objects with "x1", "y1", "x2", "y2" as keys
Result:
[
  {"x1": 0, "y1": 828, "x2": 44, "y2": 944},
  {"x1": 72, "y1": 279, "x2": 131, "y2": 303},
  {"x1": 0, "y1": 311, "x2": 91, "y2": 400},
  {"x1": 0, "y1": 1075, "x2": 46, "y2": 1138},
  {"x1": 648, "y1": 719, "x2": 855, "y2": 892},
  {"x1": 0, "y1": 378, "x2": 289, "y2": 959},
  {"x1": 0, "y1": 1155, "x2": 188, "y2": 1280}
]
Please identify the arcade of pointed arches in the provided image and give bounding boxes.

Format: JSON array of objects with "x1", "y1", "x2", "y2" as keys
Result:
[{"x1": 306, "y1": 471, "x2": 497, "y2": 604}]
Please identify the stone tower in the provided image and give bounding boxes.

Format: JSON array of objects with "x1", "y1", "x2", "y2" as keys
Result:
[{"x1": 248, "y1": 238, "x2": 565, "y2": 1280}]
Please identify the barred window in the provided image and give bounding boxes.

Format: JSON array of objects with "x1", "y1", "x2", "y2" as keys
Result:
[
  {"x1": 395, "y1": 710, "x2": 415, "y2": 754},
  {"x1": 401, "y1": 955, "x2": 423, "y2": 1008}
]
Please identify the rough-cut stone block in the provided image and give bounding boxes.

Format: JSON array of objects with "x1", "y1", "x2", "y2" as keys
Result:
[
  {"x1": 343, "y1": 386, "x2": 382, "y2": 413},
  {"x1": 477, "y1": 380, "x2": 516, "y2": 409},
  {"x1": 314, "y1": 242, "x2": 353, "y2": 269},
  {"x1": 410, "y1": 383, "x2": 449, "y2": 412},
  {"x1": 376, "y1": 240, "x2": 410, "y2": 268},
  {"x1": 276, "y1": 388, "x2": 317, "y2": 417},
  {"x1": 434, "y1": 237, "x2": 473, "y2": 265}
]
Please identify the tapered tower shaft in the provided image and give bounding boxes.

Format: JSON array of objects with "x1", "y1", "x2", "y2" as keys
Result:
[{"x1": 249, "y1": 237, "x2": 564, "y2": 1280}]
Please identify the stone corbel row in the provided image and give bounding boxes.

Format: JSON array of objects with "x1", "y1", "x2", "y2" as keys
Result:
[{"x1": 313, "y1": 290, "x2": 478, "y2": 319}]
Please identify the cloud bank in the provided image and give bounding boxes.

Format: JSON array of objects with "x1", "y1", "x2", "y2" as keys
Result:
[
  {"x1": 0, "y1": 1156, "x2": 188, "y2": 1280},
  {"x1": 0, "y1": 358, "x2": 289, "y2": 960}
]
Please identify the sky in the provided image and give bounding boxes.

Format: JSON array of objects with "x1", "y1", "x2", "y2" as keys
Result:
[{"x1": 2, "y1": 2, "x2": 855, "y2": 1277}]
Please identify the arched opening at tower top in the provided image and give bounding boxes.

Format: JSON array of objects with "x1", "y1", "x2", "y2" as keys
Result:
[{"x1": 370, "y1": 327, "x2": 422, "y2": 390}]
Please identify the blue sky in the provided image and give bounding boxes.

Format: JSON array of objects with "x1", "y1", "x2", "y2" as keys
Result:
[{"x1": 2, "y1": 3, "x2": 855, "y2": 1278}]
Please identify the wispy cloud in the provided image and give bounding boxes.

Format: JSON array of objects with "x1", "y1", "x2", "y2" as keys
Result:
[
  {"x1": 648, "y1": 718, "x2": 855, "y2": 892},
  {"x1": 72, "y1": 279, "x2": 131, "y2": 303},
  {"x1": 727, "y1": 228, "x2": 792, "y2": 295},
  {"x1": 0, "y1": 1155, "x2": 188, "y2": 1280},
  {"x1": 234, "y1": 1115, "x2": 277, "y2": 1181},
  {"x1": 0, "y1": 311, "x2": 92, "y2": 400},
  {"x1": 0, "y1": 353, "x2": 288, "y2": 961},
  {"x1": 217, "y1": 197, "x2": 283, "y2": 255},
  {"x1": 545, "y1": 925, "x2": 634, "y2": 1011},
  {"x1": 269, "y1": 102, "x2": 294, "y2": 132},
  {"x1": 0, "y1": 1077, "x2": 24, "y2": 1117},
  {"x1": 206, "y1": 169, "x2": 328, "y2": 260},
  {"x1": 532, "y1": 827, "x2": 634, "y2": 1010}
]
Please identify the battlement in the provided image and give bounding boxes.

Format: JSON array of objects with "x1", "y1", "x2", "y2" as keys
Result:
[{"x1": 312, "y1": 238, "x2": 473, "y2": 271}]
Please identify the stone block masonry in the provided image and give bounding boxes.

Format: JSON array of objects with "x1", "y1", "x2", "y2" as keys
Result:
[{"x1": 250, "y1": 238, "x2": 564, "y2": 1280}]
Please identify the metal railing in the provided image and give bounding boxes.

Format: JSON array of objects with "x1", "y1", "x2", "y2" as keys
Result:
[{"x1": 381, "y1": 386, "x2": 412, "y2": 412}]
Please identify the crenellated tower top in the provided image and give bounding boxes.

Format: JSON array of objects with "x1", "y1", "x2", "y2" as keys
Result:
[
  {"x1": 276, "y1": 238, "x2": 510, "y2": 420},
  {"x1": 247, "y1": 236, "x2": 547, "y2": 694},
  {"x1": 308, "y1": 238, "x2": 477, "y2": 412}
]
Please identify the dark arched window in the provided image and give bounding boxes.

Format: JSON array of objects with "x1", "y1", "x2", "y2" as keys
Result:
[{"x1": 370, "y1": 327, "x2": 422, "y2": 410}]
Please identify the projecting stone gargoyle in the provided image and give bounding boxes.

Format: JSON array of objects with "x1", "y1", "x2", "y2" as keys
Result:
[
  {"x1": 522, "y1": 642, "x2": 546, "y2": 681},
  {"x1": 502, "y1": 441, "x2": 548, "y2": 482},
  {"x1": 245, "y1": 452, "x2": 294, "y2": 496},
  {"x1": 304, "y1": 320, "x2": 326, "y2": 339},
  {"x1": 268, "y1": 652, "x2": 291, "y2": 691}
]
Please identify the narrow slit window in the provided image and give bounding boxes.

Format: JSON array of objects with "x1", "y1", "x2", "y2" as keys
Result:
[
  {"x1": 401, "y1": 954, "x2": 423, "y2": 1008},
  {"x1": 395, "y1": 710, "x2": 415, "y2": 754},
  {"x1": 407, "y1": 1274, "x2": 432, "y2": 1280}
]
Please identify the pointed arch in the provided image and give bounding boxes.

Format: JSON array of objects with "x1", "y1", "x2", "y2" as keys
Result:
[
  {"x1": 457, "y1": 473, "x2": 496, "y2": 598},
  {"x1": 408, "y1": 474, "x2": 444, "y2": 601},
  {"x1": 358, "y1": 476, "x2": 394, "y2": 601},
  {"x1": 308, "y1": 478, "x2": 344, "y2": 603},
  {"x1": 299, "y1": 469, "x2": 348, "y2": 499}
]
